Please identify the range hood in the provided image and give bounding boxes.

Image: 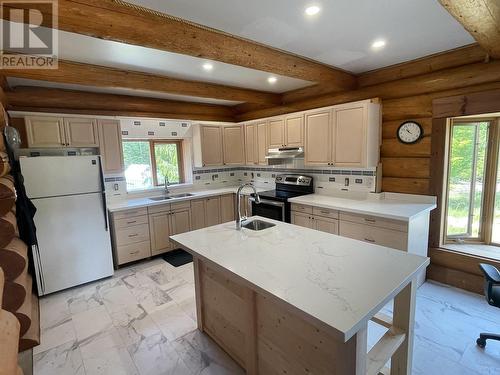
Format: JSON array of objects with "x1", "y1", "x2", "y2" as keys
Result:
[{"x1": 265, "y1": 147, "x2": 304, "y2": 159}]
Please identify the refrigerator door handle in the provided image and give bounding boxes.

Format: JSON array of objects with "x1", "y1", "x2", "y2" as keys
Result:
[
  {"x1": 101, "y1": 191, "x2": 108, "y2": 231},
  {"x1": 32, "y1": 244, "x2": 45, "y2": 295},
  {"x1": 97, "y1": 156, "x2": 109, "y2": 231}
]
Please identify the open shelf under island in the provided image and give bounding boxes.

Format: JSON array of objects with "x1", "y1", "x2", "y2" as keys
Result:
[{"x1": 171, "y1": 216, "x2": 429, "y2": 375}]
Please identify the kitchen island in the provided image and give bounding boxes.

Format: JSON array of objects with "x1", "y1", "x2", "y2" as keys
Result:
[{"x1": 171, "y1": 217, "x2": 429, "y2": 375}]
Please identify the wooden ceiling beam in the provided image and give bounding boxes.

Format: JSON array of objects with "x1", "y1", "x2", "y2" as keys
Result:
[
  {"x1": 2, "y1": 0, "x2": 356, "y2": 90},
  {"x1": 357, "y1": 44, "x2": 488, "y2": 87},
  {"x1": 3, "y1": 60, "x2": 281, "y2": 106},
  {"x1": 6, "y1": 86, "x2": 235, "y2": 122},
  {"x1": 439, "y1": 0, "x2": 500, "y2": 59},
  {"x1": 238, "y1": 59, "x2": 500, "y2": 121}
]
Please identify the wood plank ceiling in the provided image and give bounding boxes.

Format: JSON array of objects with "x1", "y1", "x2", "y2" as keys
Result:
[{"x1": 1, "y1": 0, "x2": 497, "y2": 121}]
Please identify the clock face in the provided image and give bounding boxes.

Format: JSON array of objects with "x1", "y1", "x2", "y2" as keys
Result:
[{"x1": 397, "y1": 121, "x2": 423, "y2": 144}]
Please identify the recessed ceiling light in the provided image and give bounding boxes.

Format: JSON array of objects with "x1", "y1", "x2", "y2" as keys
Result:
[
  {"x1": 371, "y1": 39, "x2": 386, "y2": 50},
  {"x1": 202, "y1": 63, "x2": 213, "y2": 71},
  {"x1": 267, "y1": 76, "x2": 277, "y2": 84},
  {"x1": 305, "y1": 5, "x2": 321, "y2": 16}
]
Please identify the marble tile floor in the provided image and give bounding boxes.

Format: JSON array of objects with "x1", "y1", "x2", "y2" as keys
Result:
[{"x1": 33, "y1": 257, "x2": 500, "y2": 375}]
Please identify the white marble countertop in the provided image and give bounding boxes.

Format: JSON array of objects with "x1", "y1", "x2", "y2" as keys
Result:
[
  {"x1": 171, "y1": 217, "x2": 429, "y2": 342},
  {"x1": 288, "y1": 194, "x2": 436, "y2": 221},
  {"x1": 107, "y1": 186, "x2": 268, "y2": 212}
]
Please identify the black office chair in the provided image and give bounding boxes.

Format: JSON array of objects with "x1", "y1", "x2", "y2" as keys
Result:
[{"x1": 477, "y1": 263, "x2": 500, "y2": 348}]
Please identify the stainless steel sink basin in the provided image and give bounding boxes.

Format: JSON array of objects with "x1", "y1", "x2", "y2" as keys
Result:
[
  {"x1": 242, "y1": 220, "x2": 276, "y2": 231},
  {"x1": 169, "y1": 193, "x2": 195, "y2": 198},
  {"x1": 149, "y1": 196, "x2": 173, "y2": 201},
  {"x1": 149, "y1": 193, "x2": 195, "y2": 201}
]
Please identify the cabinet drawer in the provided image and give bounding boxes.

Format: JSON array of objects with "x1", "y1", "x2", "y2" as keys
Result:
[
  {"x1": 113, "y1": 208, "x2": 148, "y2": 220},
  {"x1": 291, "y1": 203, "x2": 313, "y2": 214},
  {"x1": 171, "y1": 201, "x2": 191, "y2": 211},
  {"x1": 114, "y1": 215, "x2": 148, "y2": 229},
  {"x1": 115, "y1": 224, "x2": 150, "y2": 246},
  {"x1": 116, "y1": 241, "x2": 151, "y2": 265},
  {"x1": 339, "y1": 221, "x2": 407, "y2": 251},
  {"x1": 148, "y1": 204, "x2": 171, "y2": 215},
  {"x1": 340, "y1": 212, "x2": 407, "y2": 232},
  {"x1": 312, "y1": 207, "x2": 339, "y2": 219}
]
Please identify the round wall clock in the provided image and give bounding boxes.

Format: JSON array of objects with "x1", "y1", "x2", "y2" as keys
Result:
[{"x1": 397, "y1": 121, "x2": 423, "y2": 144}]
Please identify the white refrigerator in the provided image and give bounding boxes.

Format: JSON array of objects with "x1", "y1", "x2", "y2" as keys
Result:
[{"x1": 20, "y1": 155, "x2": 114, "y2": 295}]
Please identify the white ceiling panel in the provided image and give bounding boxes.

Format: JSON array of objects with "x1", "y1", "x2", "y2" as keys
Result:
[
  {"x1": 55, "y1": 29, "x2": 313, "y2": 93},
  {"x1": 125, "y1": 0, "x2": 475, "y2": 73},
  {"x1": 7, "y1": 77, "x2": 243, "y2": 105}
]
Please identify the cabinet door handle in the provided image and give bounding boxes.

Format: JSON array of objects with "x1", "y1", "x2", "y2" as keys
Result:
[
  {"x1": 364, "y1": 238, "x2": 375, "y2": 243},
  {"x1": 126, "y1": 220, "x2": 137, "y2": 225},
  {"x1": 364, "y1": 218, "x2": 376, "y2": 223},
  {"x1": 129, "y1": 250, "x2": 140, "y2": 255},
  {"x1": 320, "y1": 211, "x2": 330, "y2": 214},
  {"x1": 128, "y1": 234, "x2": 139, "y2": 238}
]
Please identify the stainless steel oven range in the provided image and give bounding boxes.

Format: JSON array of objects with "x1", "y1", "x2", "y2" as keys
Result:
[{"x1": 250, "y1": 174, "x2": 314, "y2": 222}]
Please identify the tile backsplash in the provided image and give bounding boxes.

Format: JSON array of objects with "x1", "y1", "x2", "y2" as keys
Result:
[{"x1": 106, "y1": 164, "x2": 378, "y2": 199}]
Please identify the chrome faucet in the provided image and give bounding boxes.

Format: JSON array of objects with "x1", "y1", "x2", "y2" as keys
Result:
[
  {"x1": 236, "y1": 183, "x2": 260, "y2": 230},
  {"x1": 164, "y1": 176, "x2": 170, "y2": 195}
]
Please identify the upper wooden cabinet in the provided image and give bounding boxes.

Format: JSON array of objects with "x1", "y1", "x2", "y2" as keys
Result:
[
  {"x1": 304, "y1": 110, "x2": 332, "y2": 166},
  {"x1": 256, "y1": 122, "x2": 268, "y2": 165},
  {"x1": 222, "y1": 125, "x2": 245, "y2": 165},
  {"x1": 304, "y1": 99, "x2": 381, "y2": 168},
  {"x1": 193, "y1": 124, "x2": 224, "y2": 167},
  {"x1": 98, "y1": 119, "x2": 124, "y2": 174},
  {"x1": 64, "y1": 118, "x2": 99, "y2": 147},
  {"x1": 268, "y1": 118, "x2": 285, "y2": 148},
  {"x1": 284, "y1": 115, "x2": 304, "y2": 147},
  {"x1": 268, "y1": 115, "x2": 304, "y2": 149},
  {"x1": 25, "y1": 116, "x2": 66, "y2": 148},
  {"x1": 245, "y1": 121, "x2": 268, "y2": 165},
  {"x1": 25, "y1": 116, "x2": 99, "y2": 148},
  {"x1": 333, "y1": 101, "x2": 380, "y2": 168},
  {"x1": 245, "y1": 123, "x2": 257, "y2": 165}
]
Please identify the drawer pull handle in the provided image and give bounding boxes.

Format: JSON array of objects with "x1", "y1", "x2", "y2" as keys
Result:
[
  {"x1": 320, "y1": 211, "x2": 330, "y2": 214},
  {"x1": 126, "y1": 221, "x2": 137, "y2": 224},
  {"x1": 364, "y1": 238, "x2": 376, "y2": 243},
  {"x1": 364, "y1": 218, "x2": 376, "y2": 223},
  {"x1": 128, "y1": 234, "x2": 139, "y2": 238},
  {"x1": 130, "y1": 250, "x2": 140, "y2": 255}
]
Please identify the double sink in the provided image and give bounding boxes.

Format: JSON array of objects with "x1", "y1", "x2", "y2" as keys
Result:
[{"x1": 149, "y1": 193, "x2": 195, "y2": 201}]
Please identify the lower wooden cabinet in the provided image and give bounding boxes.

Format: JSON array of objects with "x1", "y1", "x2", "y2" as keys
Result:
[
  {"x1": 220, "y1": 194, "x2": 235, "y2": 223},
  {"x1": 111, "y1": 193, "x2": 235, "y2": 266},
  {"x1": 149, "y1": 203, "x2": 191, "y2": 256},
  {"x1": 291, "y1": 211, "x2": 339, "y2": 235},
  {"x1": 149, "y1": 212, "x2": 172, "y2": 256},
  {"x1": 111, "y1": 209, "x2": 152, "y2": 266},
  {"x1": 191, "y1": 196, "x2": 222, "y2": 229},
  {"x1": 339, "y1": 221, "x2": 407, "y2": 250}
]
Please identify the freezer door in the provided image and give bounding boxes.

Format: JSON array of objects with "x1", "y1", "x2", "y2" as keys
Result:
[
  {"x1": 33, "y1": 192, "x2": 113, "y2": 295},
  {"x1": 20, "y1": 156, "x2": 103, "y2": 198}
]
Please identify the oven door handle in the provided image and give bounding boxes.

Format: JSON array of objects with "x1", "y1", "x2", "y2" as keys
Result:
[
  {"x1": 249, "y1": 197, "x2": 285, "y2": 207},
  {"x1": 249, "y1": 197, "x2": 286, "y2": 222}
]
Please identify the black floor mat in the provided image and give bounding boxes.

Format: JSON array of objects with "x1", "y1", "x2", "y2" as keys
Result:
[{"x1": 162, "y1": 249, "x2": 193, "y2": 267}]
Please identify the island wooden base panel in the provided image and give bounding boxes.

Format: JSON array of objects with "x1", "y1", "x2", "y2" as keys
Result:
[{"x1": 193, "y1": 257, "x2": 416, "y2": 375}]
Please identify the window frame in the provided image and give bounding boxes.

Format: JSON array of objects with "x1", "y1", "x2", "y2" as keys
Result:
[
  {"x1": 122, "y1": 139, "x2": 184, "y2": 190},
  {"x1": 443, "y1": 117, "x2": 499, "y2": 245}
]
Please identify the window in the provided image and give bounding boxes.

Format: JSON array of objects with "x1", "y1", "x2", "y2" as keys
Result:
[
  {"x1": 122, "y1": 140, "x2": 183, "y2": 191},
  {"x1": 444, "y1": 118, "x2": 500, "y2": 245}
]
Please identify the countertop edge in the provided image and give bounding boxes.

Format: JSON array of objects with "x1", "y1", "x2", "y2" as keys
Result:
[{"x1": 288, "y1": 196, "x2": 437, "y2": 222}]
